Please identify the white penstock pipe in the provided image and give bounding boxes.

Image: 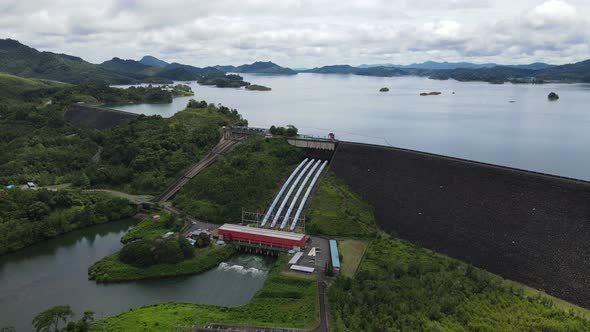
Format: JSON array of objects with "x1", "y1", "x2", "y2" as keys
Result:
[
  {"x1": 280, "y1": 159, "x2": 322, "y2": 230},
  {"x1": 270, "y1": 159, "x2": 315, "y2": 228},
  {"x1": 290, "y1": 160, "x2": 328, "y2": 231},
  {"x1": 260, "y1": 158, "x2": 308, "y2": 227}
]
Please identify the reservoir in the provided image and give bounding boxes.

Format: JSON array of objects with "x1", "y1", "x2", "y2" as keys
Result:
[
  {"x1": 112, "y1": 74, "x2": 590, "y2": 181},
  {"x1": 0, "y1": 220, "x2": 271, "y2": 331}
]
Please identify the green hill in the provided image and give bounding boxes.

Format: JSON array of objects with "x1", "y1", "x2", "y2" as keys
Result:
[
  {"x1": 98, "y1": 57, "x2": 161, "y2": 78},
  {"x1": 139, "y1": 55, "x2": 169, "y2": 68},
  {"x1": 0, "y1": 72, "x2": 69, "y2": 100},
  {"x1": 236, "y1": 61, "x2": 297, "y2": 75}
]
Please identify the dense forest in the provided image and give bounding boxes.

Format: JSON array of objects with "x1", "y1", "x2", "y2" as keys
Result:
[
  {"x1": 0, "y1": 74, "x2": 246, "y2": 193},
  {"x1": 0, "y1": 188, "x2": 135, "y2": 254},
  {"x1": 329, "y1": 238, "x2": 590, "y2": 331},
  {"x1": 174, "y1": 136, "x2": 303, "y2": 223}
]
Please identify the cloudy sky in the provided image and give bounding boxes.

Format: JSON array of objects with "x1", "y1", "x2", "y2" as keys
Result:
[{"x1": 1, "y1": 0, "x2": 589, "y2": 67}]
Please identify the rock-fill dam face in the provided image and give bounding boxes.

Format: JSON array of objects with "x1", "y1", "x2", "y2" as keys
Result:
[{"x1": 331, "y1": 142, "x2": 590, "y2": 308}]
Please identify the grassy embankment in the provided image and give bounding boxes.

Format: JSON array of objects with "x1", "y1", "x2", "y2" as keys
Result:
[
  {"x1": 88, "y1": 211, "x2": 235, "y2": 282},
  {"x1": 306, "y1": 172, "x2": 377, "y2": 238},
  {"x1": 174, "y1": 136, "x2": 304, "y2": 224},
  {"x1": 90, "y1": 256, "x2": 317, "y2": 331},
  {"x1": 303, "y1": 170, "x2": 590, "y2": 329}
]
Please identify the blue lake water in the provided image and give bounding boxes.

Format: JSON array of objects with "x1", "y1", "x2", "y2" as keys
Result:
[{"x1": 112, "y1": 74, "x2": 590, "y2": 180}]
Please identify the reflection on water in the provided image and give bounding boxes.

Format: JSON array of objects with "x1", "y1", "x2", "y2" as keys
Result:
[
  {"x1": 0, "y1": 221, "x2": 271, "y2": 331},
  {"x1": 112, "y1": 74, "x2": 590, "y2": 180}
]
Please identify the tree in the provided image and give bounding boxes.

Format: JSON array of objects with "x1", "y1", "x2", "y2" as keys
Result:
[
  {"x1": 62, "y1": 311, "x2": 94, "y2": 332},
  {"x1": 194, "y1": 232, "x2": 211, "y2": 248},
  {"x1": 32, "y1": 305, "x2": 74, "y2": 332},
  {"x1": 26, "y1": 201, "x2": 51, "y2": 221}
]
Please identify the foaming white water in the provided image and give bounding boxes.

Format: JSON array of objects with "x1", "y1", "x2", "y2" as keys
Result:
[{"x1": 218, "y1": 262, "x2": 267, "y2": 276}]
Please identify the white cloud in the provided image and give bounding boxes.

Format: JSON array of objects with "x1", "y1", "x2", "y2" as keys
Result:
[{"x1": 0, "y1": 0, "x2": 588, "y2": 66}]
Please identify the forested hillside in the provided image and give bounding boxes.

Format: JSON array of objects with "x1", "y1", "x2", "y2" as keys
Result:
[
  {"x1": 0, "y1": 39, "x2": 224, "y2": 84},
  {"x1": 0, "y1": 39, "x2": 135, "y2": 84},
  {"x1": 174, "y1": 136, "x2": 303, "y2": 223},
  {"x1": 0, "y1": 77, "x2": 247, "y2": 193}
]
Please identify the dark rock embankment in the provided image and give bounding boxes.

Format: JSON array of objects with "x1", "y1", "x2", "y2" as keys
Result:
[
  {"x1": 331, "y1": 142, "x2": 590, "y2": 308},
  {"x1": 64, "y1": 103, "x2": 139, "y2": 129}
]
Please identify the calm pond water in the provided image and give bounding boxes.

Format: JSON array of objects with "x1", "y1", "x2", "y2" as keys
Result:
[
  {"x1": 0, "y1": 220, "x2": 271, "y2": 331},
  {"x1": 113, "y1": 74, "x2": 590, "y2": 180}
]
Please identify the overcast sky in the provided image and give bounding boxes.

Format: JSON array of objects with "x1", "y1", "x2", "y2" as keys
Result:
[{"x1": 1, "y1": 0, "x2": 589, "y2": 67}]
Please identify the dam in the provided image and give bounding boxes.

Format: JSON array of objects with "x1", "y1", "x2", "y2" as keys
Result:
[{"x1": 330, "y1": 141, "x2": 590, "y2": 308}]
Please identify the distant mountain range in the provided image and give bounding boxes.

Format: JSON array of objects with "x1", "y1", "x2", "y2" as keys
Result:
[
  {"x1": 304, "y1": 61, "x2": 590, "y2": 83},
  {"x1": 356, "y1": 61, "x2": 556, "y2": 70},
  {"x1": 1, "y1": 39, "x2": 588, "y2": 85}
]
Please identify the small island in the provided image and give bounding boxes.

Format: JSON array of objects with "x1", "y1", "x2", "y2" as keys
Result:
[
  {"x1": 548, "y1": 92, "x2": 559, "y2": 101},
  {"x1": 380, "y1": 87, "x2": 389, "y2": 92},
  {"x1": 198, "y1": 74, "x2": 250, "y2": 88},
  {"x1": 246, "y1": 84, "x2": 272, "y2": 91},
  {"x1": 420, "y1": 91, "x2": 442, "y2": 96},
  {"x1": 88, "y1": 213, "x2": 234, "y2": 283},
  {"x1": 171, "y1": 84, "x2": 194, "y2": 97}
]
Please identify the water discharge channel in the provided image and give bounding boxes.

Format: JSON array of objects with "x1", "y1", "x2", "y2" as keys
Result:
[{"x1": 0, "y1": 220, "x2": 272, "y2": 331}]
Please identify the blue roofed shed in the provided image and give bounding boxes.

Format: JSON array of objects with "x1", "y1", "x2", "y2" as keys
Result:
[{"x1": 329, "y1": 239, "x2": 340, "y2": 274}]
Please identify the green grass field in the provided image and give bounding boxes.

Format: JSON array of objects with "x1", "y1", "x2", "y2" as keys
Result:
[
  {"x1": 90, "y1": 256, "x2": 318, "y2": 331},
  {"x1": 337, "y1": 239, "x2": 367, "y2": 277},
  {"x1": 88, "y1": 244, "x2": 235, "y2": 282},
  {"x1": 307, "y1": 172, "x2": 377, "y2": 237}
]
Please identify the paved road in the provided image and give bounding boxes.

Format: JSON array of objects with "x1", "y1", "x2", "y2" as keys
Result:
[{"x1": 313, "y1": 274, "x2": 329, "y2": 332}]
